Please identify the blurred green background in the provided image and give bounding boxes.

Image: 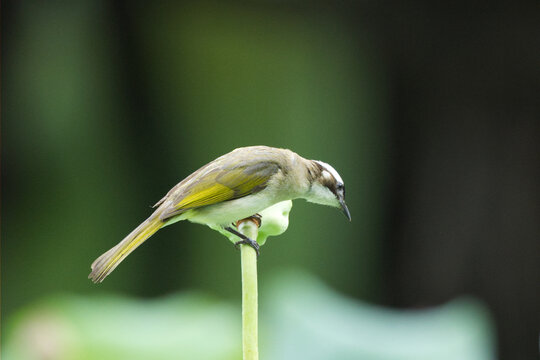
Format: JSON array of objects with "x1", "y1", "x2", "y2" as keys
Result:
[{"x1": 3, "y1": 1, "x2": 539, "y2": 359}]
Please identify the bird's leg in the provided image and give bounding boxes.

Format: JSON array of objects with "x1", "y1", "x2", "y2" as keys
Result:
[
  {"x1": 224, "y1": 226, "x2": 260, "y2": 256},
  {"x1": 225, "y1": 214, "x2": 263, "y2": 256}
]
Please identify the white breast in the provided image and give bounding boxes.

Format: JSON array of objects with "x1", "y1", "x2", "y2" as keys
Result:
[{"x1": 179, "y1": 188, "x2": 284, "y2": 227}]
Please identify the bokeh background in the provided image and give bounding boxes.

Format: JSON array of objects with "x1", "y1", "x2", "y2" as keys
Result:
[{"x1": 3, "y1": 1, "x2": 539, "y2": 359}]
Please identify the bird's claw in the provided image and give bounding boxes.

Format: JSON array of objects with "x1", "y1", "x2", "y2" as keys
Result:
[
  {"x1": 234, "y1": 238, "x2": 260, "y2": 256},
  {"x1": 225, "y1": 218, "x2": 261, "y2": 257}
]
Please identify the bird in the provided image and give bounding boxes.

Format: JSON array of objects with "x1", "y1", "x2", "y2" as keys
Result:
[{"x1": 89, "y1": 146, "x2": 350, "y2": 283}]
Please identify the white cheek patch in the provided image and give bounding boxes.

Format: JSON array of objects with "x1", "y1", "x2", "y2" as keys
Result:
[
  {"x1": 308, "y1": 182, "x2": 339, "y2": 206},
  {"x1": 315, "y1": 161, "x2": 343, "y2": 184}
]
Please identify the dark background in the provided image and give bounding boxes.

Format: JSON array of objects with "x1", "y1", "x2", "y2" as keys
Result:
[{"x1": 3, "y1": 1, "x2": 540, "y2": 359}]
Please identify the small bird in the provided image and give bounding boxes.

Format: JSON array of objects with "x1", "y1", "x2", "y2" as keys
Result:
[{"x1": 89, "y1": 146, "x2": 350, "y2": 283}]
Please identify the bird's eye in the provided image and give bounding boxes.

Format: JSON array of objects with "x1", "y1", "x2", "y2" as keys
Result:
[{"x1": 337, "y1": 183, "x2": 344, "y2": 191}]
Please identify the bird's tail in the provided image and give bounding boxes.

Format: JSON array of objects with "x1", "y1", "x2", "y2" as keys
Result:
[{"x1": 89, "y1": 215, "x2": 163, "y2": 283}]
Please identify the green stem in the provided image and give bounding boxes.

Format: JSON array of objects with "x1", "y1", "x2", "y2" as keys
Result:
[{"x1": 238, "y1": 220, "x2": 259, "y2": 360}]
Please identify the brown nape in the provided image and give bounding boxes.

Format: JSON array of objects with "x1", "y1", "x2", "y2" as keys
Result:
[{"x1": 306, "y1": 160, "x2": 324, "y2": 183}]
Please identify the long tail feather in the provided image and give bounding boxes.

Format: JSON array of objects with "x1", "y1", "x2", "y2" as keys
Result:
[{"x1": 89, "y1": 215, "x2": 163, "y2": 283}]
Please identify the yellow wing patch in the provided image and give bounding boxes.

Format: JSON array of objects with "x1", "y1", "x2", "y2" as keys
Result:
[
  {"x1": 176, "y1": 183, "x2": 235, "y2": 209},
  {"x1": 159, "y1": 161, "x2": 279, "y2": 221}
]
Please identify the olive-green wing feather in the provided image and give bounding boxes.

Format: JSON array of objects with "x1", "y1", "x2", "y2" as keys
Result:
[{"x1": 159, "y1": 160, "x2": 280, "y2": 221}]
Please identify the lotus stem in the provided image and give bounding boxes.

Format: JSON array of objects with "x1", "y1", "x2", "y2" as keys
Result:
[{"x1": 238, "y1": 219, "x2": 259, "y2": 360}]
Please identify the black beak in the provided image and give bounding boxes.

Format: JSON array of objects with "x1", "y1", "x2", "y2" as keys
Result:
[{"x1": 339, "y1": 199, "x2": 351, "y2": 221}]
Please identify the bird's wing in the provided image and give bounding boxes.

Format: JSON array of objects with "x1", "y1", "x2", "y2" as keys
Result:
[{"x1": 158, "y1": 160, "x2": 281, "y2": 221}]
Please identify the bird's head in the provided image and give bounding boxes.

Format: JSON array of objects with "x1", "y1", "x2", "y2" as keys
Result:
[{"x1": 305, "y1": 160, "x2": 351, "y2": 221}]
